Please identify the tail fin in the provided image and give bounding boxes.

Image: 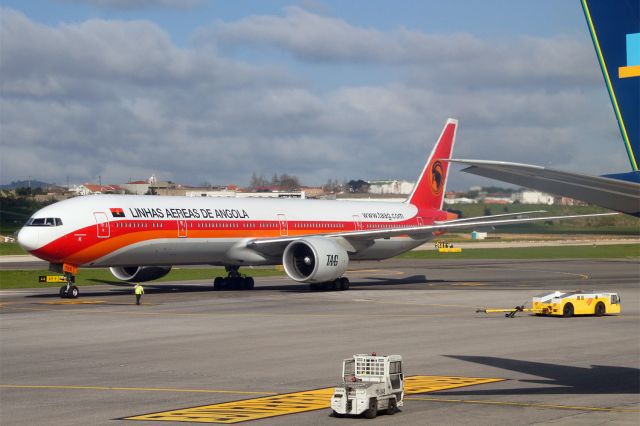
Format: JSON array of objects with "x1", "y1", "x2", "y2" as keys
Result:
[
  {"x1": 407, "y1": 118, "x2": 458, "y2": 210},
  {"x1": 581, "y1": 0, "x2": 639, "y2": 171}
]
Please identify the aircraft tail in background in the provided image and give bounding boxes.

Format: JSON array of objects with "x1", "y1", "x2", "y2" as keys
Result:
[
  {"x1": 406, "y1": 119, "x2": 457, "y2": 210},
  {"x1": 581, "y1": 0, "x2": 640, "y2": 173}
]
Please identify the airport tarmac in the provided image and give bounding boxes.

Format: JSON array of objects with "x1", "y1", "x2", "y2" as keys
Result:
[{"x1": 1, "y1": 258, "x2": 639, "y2": 425}]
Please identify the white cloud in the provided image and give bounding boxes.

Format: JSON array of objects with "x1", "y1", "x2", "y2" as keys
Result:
[{"x1": 0, "y1": 6, "x2": 626, "y2": 192}]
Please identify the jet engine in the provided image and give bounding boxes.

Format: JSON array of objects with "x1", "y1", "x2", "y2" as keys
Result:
[
  {"x1": 109, "y1": 266, "x2": 172, "y2": 282},
  {"x1": 282, "y1": 237, "x2": 348, "y2": 283}
]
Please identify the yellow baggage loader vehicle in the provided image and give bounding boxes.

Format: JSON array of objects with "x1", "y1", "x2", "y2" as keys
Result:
[{"x1": 477, "y1": 291, "x2": 621, "y2": 318}]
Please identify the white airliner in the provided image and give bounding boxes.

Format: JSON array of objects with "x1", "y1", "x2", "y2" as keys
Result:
[{"x1": 17, "y1": 119, "x2": 614, "y2": 298}]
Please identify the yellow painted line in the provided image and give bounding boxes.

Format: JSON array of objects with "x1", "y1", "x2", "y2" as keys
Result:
[
  {"x1": 404, "y1": 376, "x2": 504, "y2": 394},
  {"x1": 0, "y1": 384, "x2": 274, "y2": 395},
  {"x1": 407, "y1": 396, "x2": 640, "y2": 413},
  {"x1": 126, "y1": 388, "x2": 335, "y2": 424},
  {"x1": 125, "y1": 375, "x2": 503, "y2": 424},
  {"x1": 39, "y1": 300, "x2": 105, "y2": 305}
]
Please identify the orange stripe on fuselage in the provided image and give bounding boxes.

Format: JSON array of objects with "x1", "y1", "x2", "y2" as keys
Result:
[{"x1": 32, "y1": 213, "x2": 445, "y2": 266}]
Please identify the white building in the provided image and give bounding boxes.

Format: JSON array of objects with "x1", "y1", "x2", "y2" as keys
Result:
[
  {"x1": 368, "y1": 180, "x2": 415, "y2": 195},
  {"x1": 512, "y1": 190, "x2": 555, "y2": 205}
]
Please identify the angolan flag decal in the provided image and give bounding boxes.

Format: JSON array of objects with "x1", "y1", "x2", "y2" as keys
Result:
[{"x1": 110, "y1": 208, "x2": 125, "y2": 218}]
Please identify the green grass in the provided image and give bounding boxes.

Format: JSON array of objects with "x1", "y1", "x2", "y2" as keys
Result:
[
  {"x1": 444, "y1": 203, "x2": 640, "y2": 235},
  {"x1": 0, "y1": 243, "x2": 26, "y2": 255},
  {"x1": 0, "y1": 267, "x2": 284, "y2": 290},
  {"x1": 399, "y1": 244, "x2": 640, "y2": 260}
]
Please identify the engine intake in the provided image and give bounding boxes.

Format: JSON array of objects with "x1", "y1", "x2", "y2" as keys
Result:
[
  {"x1": 283, "y1": 237, "x2": 348, "y2": 283},
  {"x1": 109, "y1": 266, "x2": 172, "y2": 282}
]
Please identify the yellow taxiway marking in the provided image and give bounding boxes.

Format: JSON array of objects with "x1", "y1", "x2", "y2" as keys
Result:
[
  {"x1": 39, "y1": 300, "x2": 105, "y2": 305},
  {"x1": 125, "y1": 376, "x2": 504, "y2": 424},
  {"x1": 406, "y1": 396, "x2": 640, "y2": 413},
  {"x1": 0, "y1": 384, "x2": 274, "y2": 396}
]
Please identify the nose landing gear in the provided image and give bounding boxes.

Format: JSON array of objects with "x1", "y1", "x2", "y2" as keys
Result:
[{"x1": 59, "y1": 272, "x2": 79, "y2": 299}]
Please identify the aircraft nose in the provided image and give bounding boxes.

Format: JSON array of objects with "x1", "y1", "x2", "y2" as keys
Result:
[{"x1": 17, "y1": 227, "x2": 39, "y2": 252}]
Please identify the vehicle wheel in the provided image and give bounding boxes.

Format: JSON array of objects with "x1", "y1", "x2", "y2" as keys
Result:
[
  {"x1": 562, "y1": 303, "x2": 574, "y2": 318},
  {"x1": 595, "y1": 302, "x2": 606, "y2": 317},
  {"x1": 386, "y1": 398, "x2": 397, "y2": 415},
  {"x1": 59, "y1": 286, "x2": 67, "y2": 298},
  {"x1": 364, "y1": 398, "x2": 377, "y2": 419},
  {"x1": 340, "y1": 277, "x2": 349, "y2": 291},
  {"x1": 69, "y1": 285, "x2": 79, "y2": 299}
]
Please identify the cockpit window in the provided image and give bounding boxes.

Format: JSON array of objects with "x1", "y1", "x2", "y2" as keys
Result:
[{"x1": 26, "y1": 217, "x2": 63, "y2": 227}]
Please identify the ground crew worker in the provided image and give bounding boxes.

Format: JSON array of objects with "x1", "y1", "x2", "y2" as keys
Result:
[{"x1": 134, "y1": 283, "x2": 144, "y2": 305}]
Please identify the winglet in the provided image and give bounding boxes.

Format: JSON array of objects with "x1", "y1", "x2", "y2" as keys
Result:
[{"x1": 407, "y1": 119, "x2": 458, "y2": 210}]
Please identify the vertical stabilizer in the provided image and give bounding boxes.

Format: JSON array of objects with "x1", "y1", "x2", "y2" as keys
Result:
[
  {"x1": 407, "y1": 119, "x2": 458, "y2": 210},
  {"x1": 581, "y1": 0, "x2": 639, "y2": 171}
]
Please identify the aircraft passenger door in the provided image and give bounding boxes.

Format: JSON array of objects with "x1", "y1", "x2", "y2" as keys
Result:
[
  {"x1": 94, "y1": 212, "x2": 110, "y2": 239},
  {"x1": 178, "y1": 220, "x2": 188, "y2": 238},
  {"x1": 277, "y1": 214, "x2": 288, "y2": 236},
  {"x1": 353, "y1": 215, "x2": 363, "y2": 231}
]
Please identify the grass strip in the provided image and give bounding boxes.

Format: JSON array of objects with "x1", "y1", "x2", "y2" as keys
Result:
[
  {"x1": 0, "y1": 268, "x2": 284, "y2": 290},
  {"x1": 0, "y1": 243, "x2": 26, "y2": 256},
  {"x1": 399, "y1": 244, "x2": 640, "y2": 259}
]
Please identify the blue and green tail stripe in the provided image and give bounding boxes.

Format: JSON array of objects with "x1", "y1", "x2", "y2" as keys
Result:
[{"x1": 581, "y1": 0, "x2": 639, "y2": 171}]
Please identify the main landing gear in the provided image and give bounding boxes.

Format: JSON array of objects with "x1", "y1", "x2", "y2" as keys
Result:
[
  {"x1": 59, "y1": 272, "x2": 79, "y2": 299},
  {"x1": 309, "y1": 277, "x2": 350, "y2": 292},
  {"x1": 213, "y1": 266, "x2": 255, "y2": 291}
]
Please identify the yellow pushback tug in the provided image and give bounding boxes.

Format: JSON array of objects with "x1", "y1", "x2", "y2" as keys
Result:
[{"x1": 477, "y1": 291, "x2": 621, "y2": 318}]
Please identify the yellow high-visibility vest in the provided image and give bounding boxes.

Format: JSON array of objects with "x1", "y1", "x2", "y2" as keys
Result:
[{"x1": 135, "y1": 285, "x2": 144, "y2": 295}]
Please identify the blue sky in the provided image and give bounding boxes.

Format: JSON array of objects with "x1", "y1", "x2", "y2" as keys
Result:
[{"x1": 0, "y1": 0, "x2": 625, "y2": 189}]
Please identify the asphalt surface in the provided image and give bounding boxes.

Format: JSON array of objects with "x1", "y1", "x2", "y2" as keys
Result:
[{"x1": 1, "y1": 258, "x2": 639, "y2": 425}]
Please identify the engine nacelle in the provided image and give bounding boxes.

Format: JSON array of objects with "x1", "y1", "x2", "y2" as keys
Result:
[
  {"x1": 283, "y1": 237, "x2": 348, "y2": 283},
  {"x1": 109, "y1": 266, "x2": 172, "y2": 282}
]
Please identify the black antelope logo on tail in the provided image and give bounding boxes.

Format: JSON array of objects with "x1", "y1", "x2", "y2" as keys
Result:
[{"x1": 429, "y1": 161, "x2": 444, "y2": 196}]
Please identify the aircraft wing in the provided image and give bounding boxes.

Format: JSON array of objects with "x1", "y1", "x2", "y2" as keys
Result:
[
  {"x1": 448, "y1": 159, "x2": 640, "y2": 217},
  {"x1": 247, "y1": 212, "x2": 617, "y2": 254}
]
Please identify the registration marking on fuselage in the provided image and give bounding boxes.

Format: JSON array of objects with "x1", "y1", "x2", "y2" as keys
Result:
[{"x1": 124, "y1": 375, "x2": 504, "y2": 424}]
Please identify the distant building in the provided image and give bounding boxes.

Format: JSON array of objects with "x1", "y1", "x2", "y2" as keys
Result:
[
  {"x1": 368, "y1": 180, "x2": 415, "y2": 195},
  {"x1": 120, "y1": 180, "x2": 150, "y2": 195},
  {"x1": 512, "y1": 190, "x2": 554, "y2": 205},
  {"x1": 445, "y1": 192, "x2": 477, "y2": 204},
  {"x1": 483, "y1": 197, "x2": 512, "y2": 204},
  {"x1": 71, "y1": 184, "x2": 125, "y2": 196}
]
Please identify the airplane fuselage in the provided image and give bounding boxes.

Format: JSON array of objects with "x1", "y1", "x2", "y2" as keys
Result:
[{"x1": 18, "y1": 194, "x2": 449, "y2": 268}]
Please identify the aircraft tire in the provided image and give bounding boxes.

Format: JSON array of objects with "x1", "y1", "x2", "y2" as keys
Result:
[
  {"x1": 340, "y1": 277, "x2": 349, "y2": 290},
  {"x1": 244, "y1": 277, "x2": 255, "y2": 290},
  {"x1": 59, "y1": 286, "x2": 67, "y2": 298},
  {"x1": 69, "y1": 286, "x2": 79, "y2": 299},
  {"x1": 213, "y1": 277, "x2": 223, "y2": 290}
]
